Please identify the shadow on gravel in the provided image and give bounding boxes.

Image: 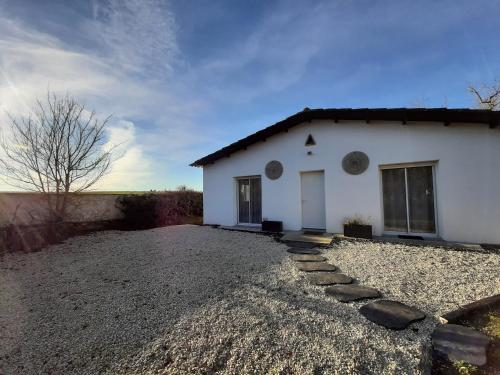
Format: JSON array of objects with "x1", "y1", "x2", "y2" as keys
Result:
[
  {"x1": 0, "y1": 226, "x2": 289, "y2": 375},
  {"x1": 105, "y1": 248, "x2": 439, "y2": 375}
]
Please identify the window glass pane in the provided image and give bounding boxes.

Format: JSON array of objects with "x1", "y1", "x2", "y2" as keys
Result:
[
  {"x1": 238, "y1": 179, "x2": 250, "y2": 223},
  {"x1": 382, "y1": 168, "x2": 408, "y2": 232},
  {"x1": 407, "y1": 166, "x2": 436, "y2": 233},
  {"x1": 250, "y1": 177, "x2": 262, "y2": 224}
]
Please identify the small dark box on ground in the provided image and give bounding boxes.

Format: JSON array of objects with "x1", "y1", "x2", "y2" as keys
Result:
[
  {"x1": 344, "y1": 224, "x2": 372, "y2": 239},
  {"x1": 262, "y1": 220, "x2": 283, "y2": 233},
  {"x1": 398, "y1": 234, "x2": 424, "y2": 240}
]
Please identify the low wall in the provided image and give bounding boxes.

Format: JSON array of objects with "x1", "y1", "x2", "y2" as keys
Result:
[
  {"x1": 0, "y1": 191, "x2": 203, "y2": 253},
  {"x1": 0, "y1": 192, "x2": 124, "y2": 228}
]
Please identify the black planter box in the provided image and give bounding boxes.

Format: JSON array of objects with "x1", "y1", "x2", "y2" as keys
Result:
[
  {"x1": 344, "y1": 224, "x2": 372, "y2": 239},
  {"x1": 262, "y1": 220, "x2": 283, "y2": 233}
]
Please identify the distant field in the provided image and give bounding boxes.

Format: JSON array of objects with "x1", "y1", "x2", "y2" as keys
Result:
[{"x1": 0, "y1": 191, "x2": 201, "y2": 195}]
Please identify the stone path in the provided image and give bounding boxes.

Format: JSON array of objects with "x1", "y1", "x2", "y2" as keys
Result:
[
  {"x1": 291, "y1": 254, "x2": 326, "y2": 262},
  {"x1": 431, "y1": 324, "x2": 490, "y2": 366},
  {"x1": 325, "y1": 285, "x2": 381, "y2": 302},
  {"x1": 307, "y1": 272, "x2": 353, "y2": 285},
  {"x1": 297, "y1": 262, "x2": 337, "y2": 272},
  {"x1": 285, "y1": 240, "x2": 427, "y2": 332},
  {"x1": 287, "y1": 247, "x2": 321, "y2": 255},
  {"x1": 284, "y1": 239, "x2": 490, "y2": 368},
  {"x1": 359, "y1": 300, "x2": 426, "y2": 330}
]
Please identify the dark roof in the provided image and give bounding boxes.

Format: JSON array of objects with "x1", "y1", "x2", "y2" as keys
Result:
[{"x1": 191, "y1": 107, "x2": 500, "y2": 167}]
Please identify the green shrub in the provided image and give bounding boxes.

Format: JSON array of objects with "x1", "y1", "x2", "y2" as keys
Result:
[{"x1": 117, "y1": 190, "x2": 202, "y2": 230}]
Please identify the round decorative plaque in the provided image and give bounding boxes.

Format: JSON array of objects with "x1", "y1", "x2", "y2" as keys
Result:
[
  {"x1": 342, "y1": 151, "x2": 369, "y2": 175},
  {"x1": 265, "y1": 160, "x2": 283, "y2": 180}
]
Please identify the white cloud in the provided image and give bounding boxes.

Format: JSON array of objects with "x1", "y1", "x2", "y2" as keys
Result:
[
  {"x1": 191, "y1": 0, "x2": 490, "y2": 105},
  {"x1": 191, "y1": 2, "x2": 335, "y2": 102},
  {"x1": 0, "y1": 16, "x2": 154, "y2": 191},
  {"x1": 95, "y1": 121, "x2": 155, "y2": 191},
  {"x1": 0, "y1": 1, "x2": 207, "y2": 191},
  {"x1": 89, "y1": 0, "x2": 179, "y2": 80}
]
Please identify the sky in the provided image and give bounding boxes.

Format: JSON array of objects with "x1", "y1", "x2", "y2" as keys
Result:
[{"x1": 0, "y1": 0, "x2": 499, "y2": 191}]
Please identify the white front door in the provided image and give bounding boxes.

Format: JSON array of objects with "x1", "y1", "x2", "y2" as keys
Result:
[{"x1": 301, "y1": 171, "x2": 326, "y2": 230}]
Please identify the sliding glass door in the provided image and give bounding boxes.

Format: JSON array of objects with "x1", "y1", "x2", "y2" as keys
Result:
[
  {"x1": 238, "y1": 177, "x2": 262, "y2": 224},
  {"x1": 382, "y1": 165, "x2": 436, "y2": 234},
  {"x1": 382, "y1": 168, "x2": 408, "y2": 232}
]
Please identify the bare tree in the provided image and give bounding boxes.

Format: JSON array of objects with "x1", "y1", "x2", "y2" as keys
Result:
[
  {"x1": 0, "y1": 93, "x2": 115, "y2": 222},
  {"x1": 468, "y1": 79, "x2": 500, "y2": 110}
]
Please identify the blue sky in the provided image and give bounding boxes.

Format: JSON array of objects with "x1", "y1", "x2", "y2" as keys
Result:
[{"x1": 0, "y1": 0, "x2": 498, "y2": 191}]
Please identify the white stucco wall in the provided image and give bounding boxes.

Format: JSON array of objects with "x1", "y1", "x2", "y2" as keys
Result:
[{"x1": 202, "y1": 120, "x2": 500, "y2": 244}]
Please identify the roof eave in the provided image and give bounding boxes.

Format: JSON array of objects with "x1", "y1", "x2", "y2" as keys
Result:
[{"x1": 190, "y1": 108, "x2": 500, "y2": 167}]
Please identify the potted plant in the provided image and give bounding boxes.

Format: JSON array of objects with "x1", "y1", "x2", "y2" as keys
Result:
[{"x1": 343, "y1": 215, "x2": 372, "y2": 239}]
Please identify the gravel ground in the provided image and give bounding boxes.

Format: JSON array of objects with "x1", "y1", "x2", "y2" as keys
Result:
[{"x1": 0, "y1": 225, "x2": 499, "y2": 375}]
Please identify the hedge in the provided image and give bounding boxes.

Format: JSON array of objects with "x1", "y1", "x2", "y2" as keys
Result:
[{"x1": 117, "y1": 190, "x2": 203, "y2": 230}]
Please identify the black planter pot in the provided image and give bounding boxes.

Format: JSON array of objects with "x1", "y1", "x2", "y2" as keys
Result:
[
  {"x1": 344, "y1": 224, "x2": 372, "y2": 239},
  {"x1": 262, "y1": 220, "x2": 283, "y2": 233}
]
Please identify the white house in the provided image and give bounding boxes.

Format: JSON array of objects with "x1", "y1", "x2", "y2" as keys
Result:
[{"x1": 191, "y1": 108, "x2": 500, "y2": 244}]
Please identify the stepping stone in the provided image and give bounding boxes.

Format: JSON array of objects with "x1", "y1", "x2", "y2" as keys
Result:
[
  {"x1": 297, "y1": 262, "x2": 336, "y2": 272},
  {"x1": 284, "y1": 241, "x2": 316, "y2": 249},
  {"x1": 359, "y1": 300, "x2": 426, "y2": 330},
  {"x1": 307, "y1": 272, "x2": 353, "y2": 285},
  {"x1": 290, "y1": 254, "x2": 326, "y2": 262},
  {"x1": 431, "y1": 324, "x2": 490, "y2": 366},
  {"x1": 287, "y1": 247, "x2": 321, "y2": 255},
  {"x1": 325, "y1": 284, "x2": 380, "y2": 302}
]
